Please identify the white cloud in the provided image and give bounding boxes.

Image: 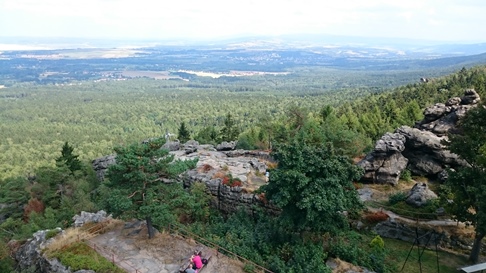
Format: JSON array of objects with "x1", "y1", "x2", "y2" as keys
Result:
[{"x1": 0, "y1": 0, "x2": 485, "y2": 42}]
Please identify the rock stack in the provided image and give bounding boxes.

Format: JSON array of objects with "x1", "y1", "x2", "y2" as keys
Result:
[{"x1": 358, "y1": 89, "x2": 480, "y2": 185}]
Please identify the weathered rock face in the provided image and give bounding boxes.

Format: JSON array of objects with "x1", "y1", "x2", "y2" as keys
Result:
[
  {"x1": 405, "y1": 182, "x2": 438, "y2": 207},
  {"x1": 373, "y1": 218, "x2": 486, "y2": 255},
  {"x1": 179, "y1": 149, "x2": 278, "y2": 214},
  {"x1": 92, "y1": 142, "x2": 277, "y2": 215},
  {"x1": 162, "y1": 140, "x2": 181, "y2": 151},
  {"x1": 216, "y1": 141, "x2": 237, "y2": 151},
  {"x1": 357, "y1": 133, "x2": 408, "y2": 185},
  {"x1": 358, "y1": 89, "x2": 479, "y2": 185},
  {"x1": 91, "y1": 154, "x2": 116, "y2": 181},
  {"x1": 72, "y1": 210, "x2": 111, "y2": 227},
  {"x1": 16, "y1": 211, "x2": 110, "y2": 273},
  {"x1": 15, "y1": 228, "x2": 75, "y2": 273}
]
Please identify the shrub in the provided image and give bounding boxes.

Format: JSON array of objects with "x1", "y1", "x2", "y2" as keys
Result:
[
  {"x1": 369, "y1": 235, "x2": 385, "y2": 250},
  {"x1": 201, "y1": 164, "x2": 213, "y2": 173},
  {"x1": 23, "y1": 198, "x2": 45, "y2": 221},
  {"x1": 364, "y1": 211, "x2": 389, "y2": 224},
  {"x1": 45, "y1": 229, "x2": 60, "y2": 240},
  {"x1": 48, "y1": 242, "x2": 125, "y2": 273},
  {"x1": 266, "y1": 162, "x2": 278, "y2": 170},
  {"x1": 400, "y1": 169, "x2": 412, "y2": 182},
  {"x1": 388, "y1": 192, "x2": 407, "y2": 205},
  {"x1": 243, "y1": 263, "x2": 256, "y2": 273},
  {"x1": 222, "y1": 175, "x2": 242, "y2": 187},
  {"x1": 222, "y1": 176, "x2": 230, "y2": 185}
]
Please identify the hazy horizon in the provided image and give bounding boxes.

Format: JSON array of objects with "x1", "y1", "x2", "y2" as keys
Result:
[{"x1": 1, "y1": 0, "x2": 485, "y2": 44}]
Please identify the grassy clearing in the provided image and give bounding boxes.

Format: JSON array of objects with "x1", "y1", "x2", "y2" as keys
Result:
[
  {"x1": 43, "y1": 220, "x2": 126, "y2": 273},
  {"x1": 383, "y1": 237, "x2": 468, "y2": 273},
  {"x1": 47, "y1": 241, "x2": 125, "y2": 273}
]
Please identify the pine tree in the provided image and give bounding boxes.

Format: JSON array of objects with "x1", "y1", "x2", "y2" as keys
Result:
[
  {"x1": 220, "y1": 113, "x2": 240, "y2": 141},
  {"x1": 56, "y1": 142, "x2": 82, "y2": 174},
  {"x1": 177, "y1": 121, "x2": 191, "y2": 143}
]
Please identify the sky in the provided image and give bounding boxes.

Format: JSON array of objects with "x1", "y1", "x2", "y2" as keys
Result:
[{"x1": 0, "y1": 0, "x2": 485, "y2": 43}]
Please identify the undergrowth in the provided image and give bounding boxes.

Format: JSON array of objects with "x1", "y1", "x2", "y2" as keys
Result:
[{"x1": 47, "y1": 241, "x2": 125, "y2": 273}]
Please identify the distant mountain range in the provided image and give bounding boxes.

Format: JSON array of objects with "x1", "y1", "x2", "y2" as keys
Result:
[{"x1": 1, "y1": 35, "x2": 486, "y2": 85}]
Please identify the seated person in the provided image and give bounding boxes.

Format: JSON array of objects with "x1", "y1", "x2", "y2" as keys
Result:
[
  {"x1": 191, "y1": 251, "x2": 203, "y2": 269},
  {"x1": 185, "y1": 262, "x2": 197, "y2": 273}
]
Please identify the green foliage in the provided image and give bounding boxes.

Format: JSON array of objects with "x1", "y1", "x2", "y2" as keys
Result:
[
  {"x1": 243, "y1": 263, "x2": 256, "y2": 273},
  {"x1": 48, "y1": 242, "x2": 125, "y2": 273},
  {"x1": 370, "y1": 235, "x2": 385, "y2": 250},
  {"x1": 263, "y1": 141, "x2": 364, "y2": 233},
  {"x1": 220, "y1": 112, "x2": 240, "y2": 142},
  {"x1": 194, "y1": 126, "x2": 219, "y2": 145},
  {"x1": 0, "y1": 176, "x2": 29, "y2": 219},
  {"x1": 329, "y1": 232, "x2": 388, "y2": 273},
  {"x1": 104, "y1": 138, "x2": 199, "y2": 236},
  {"x1": 56, "y1": 142, "x2": 82, "y2": 174},
  {"x1": 442, "y1": 103, "x2": 486, "y2": 262},
  {"x1": 177, "y1": 121, "x2": 191, "y2": 143},
  {"x1": 388, "y1": 192, "x2": 407, "y2": 205},
  {"x1": 399, "y1": 169, "x2": 412, "y2": 182},
  {"x1": 386, "y1": 200, "x2": 439, "y2": 220}
]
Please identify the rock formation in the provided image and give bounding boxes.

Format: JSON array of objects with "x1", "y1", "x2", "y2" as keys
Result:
[
  {"x1": 358, "y1": 89, "x2": 480, "y2": 185},
  {"x1": 92, "y1": 141, "x2": 276, "y2": 214},
  {"x1": 15, "y1": 228, "x2": 90, "y2": 273},
  {"x1": 91, "y1": 154, "x2": 116, "y2": 181},
  {"x1": 405, "y1": 182, "x2": 438, "y2": 207},
  {"x1": 72, "y1": 210, "x2": 111, "y2": 228}
]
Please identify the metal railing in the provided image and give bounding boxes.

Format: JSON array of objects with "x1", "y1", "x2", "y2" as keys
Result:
[{"x1": 168, "y1": 223, "x2": 275, "y2": 273}]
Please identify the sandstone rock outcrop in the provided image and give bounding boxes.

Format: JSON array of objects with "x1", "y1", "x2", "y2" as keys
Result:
[
  {"x1": 358, "y1": 89, "x2": 479, "y2": 185},
  {"x1": 405, "y1": 182, "x2": 438, "y2": 207},
  {"x1": 15, "y1": 228, "x2": 90, "y2": 273},
  {"x1": 92, "y1": 142, "x2": 276, "y2": 214},
  {"x1": 357, "y1": 132, "x2": 408, "y2": 185},
  {"x1": 216, "y1": 141, "x2": 237, "y2": 151},
  {"x1": 72, "y1": 210, "x2": 111, "y2": 228},
  {"x1": 91, "y1": 154, "x2": 116, "y2": 181}
]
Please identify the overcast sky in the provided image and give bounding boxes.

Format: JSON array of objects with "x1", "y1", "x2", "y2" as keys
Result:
[{"x1": 0, "y1": 0, "x2": 485, "y2": 43}]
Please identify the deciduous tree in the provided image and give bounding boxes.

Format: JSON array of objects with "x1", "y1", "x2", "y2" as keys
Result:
[
  {"x1": 262, "y1": 141, "x2": 363, "y2": 233},
  {"x1": 443, "y1": 104, "x2": 486, "y2": 263}
]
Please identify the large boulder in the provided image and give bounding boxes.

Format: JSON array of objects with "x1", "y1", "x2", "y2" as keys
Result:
[
  {"x1": 396, "y1": 126, "x2": 464, "y2": 176},
  {"x1": 405, "y1": 182, "x2": 438, "y2": 207},
  {"x1": 216, "y1": 141, "x2": 237, "y2": 151},
  {"x1": 162, "y1": 140, "x2": 181, "y2": 151},
  {"x1": 357, "y1": 132, "x2": 408, "y2": 185}
]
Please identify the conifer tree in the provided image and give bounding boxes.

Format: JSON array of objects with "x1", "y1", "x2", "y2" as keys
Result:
[
  {"x1": 105, "y1": 138, "x2": 197, "y2": 238},
  {"x1": 56, "y1": 142, "x2": 82, "y2": 174},
  {"x1": 177, "y1": 121, "x2": 191, "y2": 143}
]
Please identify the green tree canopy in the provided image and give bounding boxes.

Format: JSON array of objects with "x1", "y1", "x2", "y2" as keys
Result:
[
  {"x1": 262, "y1": 141, "x2": 364, "y2": 233},
  {"x1": 177, "y1": 121, "x2": 191, "y2": 143},
  {"x1": 443, "y1": 104, "x2": 486, "y2": 263},
  {"x1": 220, "y1": 113, "x2": 240, "y2": 141},
  {"x1": 56, "y1": 142, "x2": 82, "y2": 174},
  {"x1": 104, "y1": 138, "x2": 197, "y2": 238}
]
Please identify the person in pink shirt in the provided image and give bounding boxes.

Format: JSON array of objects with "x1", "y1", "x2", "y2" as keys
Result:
[{"x1": 191, "y1": 251, "x2": 203, "y2": 270}]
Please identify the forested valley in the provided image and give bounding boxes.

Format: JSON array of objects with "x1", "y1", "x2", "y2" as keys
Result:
[{"x1": 1, "y1": 65, "x2": 486, "y2": 272}]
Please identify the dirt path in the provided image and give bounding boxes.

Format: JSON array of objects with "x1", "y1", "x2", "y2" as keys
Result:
[{"x1": 89, "y1": 221, "x2": 246, "y2": 273}]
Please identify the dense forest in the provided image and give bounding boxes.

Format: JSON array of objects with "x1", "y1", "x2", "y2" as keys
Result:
[
  {"x1": 1, "y1": 66, "x2": 485, "y2": 180},
  {"x1": 1, "y1": 66, "x2": 486, "y2": 272}
]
